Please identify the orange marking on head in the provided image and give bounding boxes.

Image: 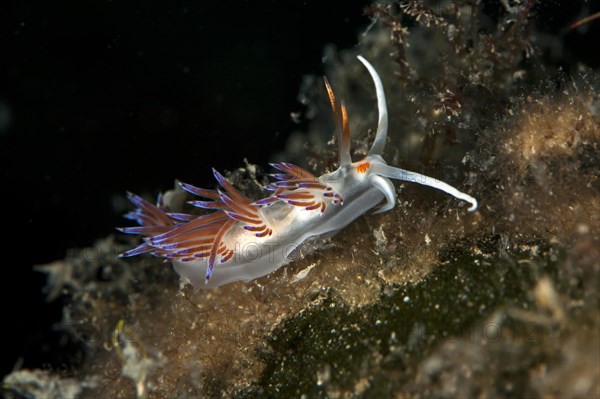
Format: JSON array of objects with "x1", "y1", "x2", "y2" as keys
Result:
[{"x1": 356, "y1": 161, "x2": 371, "y2": 174}]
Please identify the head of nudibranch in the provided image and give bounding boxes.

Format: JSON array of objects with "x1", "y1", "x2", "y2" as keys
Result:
[
  {"x1": 119, "y1": 55, "x2": 477, "y2": 288},
  {"x1": 290, "y1": 56, "x2": 477, "y2": 233}
]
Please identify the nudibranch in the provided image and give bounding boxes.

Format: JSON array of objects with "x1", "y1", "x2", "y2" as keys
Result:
[{"x1": 119, "y1": 56, "x2": 478, "y2": 288}]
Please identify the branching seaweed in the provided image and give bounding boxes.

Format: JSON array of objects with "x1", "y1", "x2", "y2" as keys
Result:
[{"x1": 365, "y1": 0, "x2": 539, "y2": 162}]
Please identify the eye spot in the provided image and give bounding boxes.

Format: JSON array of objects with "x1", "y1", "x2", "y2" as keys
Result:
[{"x1": 356, "y1": 161, "x2": 371, "y2": 174}]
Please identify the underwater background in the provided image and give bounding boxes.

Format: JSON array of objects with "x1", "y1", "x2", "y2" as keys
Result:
[
  {"x1": 2, "y1": 0, "x2": 600, "y2": 397},
  {"x1": 3, "y1": 0, "x2": 369, "y2": 377}
]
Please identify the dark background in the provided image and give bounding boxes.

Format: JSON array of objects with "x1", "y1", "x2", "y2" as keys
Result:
[{"x1": 1, "y1": 0, "x2": 598, "y2": 380}]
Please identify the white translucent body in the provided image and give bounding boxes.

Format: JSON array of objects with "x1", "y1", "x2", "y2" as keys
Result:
[
  {"x1": 174, "y1": 56, "x2": 477, "y2": 288},
  {"x1": 174, "y1": 168, "x2": 385, "y2": 287}
]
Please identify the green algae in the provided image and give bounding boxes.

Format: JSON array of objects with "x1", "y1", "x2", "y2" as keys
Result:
[{"x1": 240, "y1": 237, "x2": 562, "y2": 398}]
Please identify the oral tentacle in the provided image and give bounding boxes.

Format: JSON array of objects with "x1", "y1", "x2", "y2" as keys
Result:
[
  {"x1": 372, "y1": 163, "x2": 478, "y2": 212},
  {"x1": 369, "y1": 174, "x2": 397, "y2": 214},
  {"x1": 357, "y1": 56, "x2": 388, "y2": 157}
]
